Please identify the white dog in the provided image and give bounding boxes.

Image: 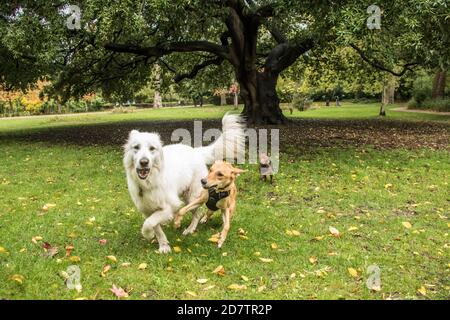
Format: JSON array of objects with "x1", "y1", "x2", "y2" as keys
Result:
[{"x1": 123, "y1": 114, "x2": 245, "y2": 253}]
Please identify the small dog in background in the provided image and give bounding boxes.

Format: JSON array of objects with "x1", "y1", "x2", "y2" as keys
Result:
[
  {"x1": 259, "y1": 153, "x2": 274, "y2": 183},
  {"x1": 174, "y1": 161, "x2": 246, "y2": 248}
]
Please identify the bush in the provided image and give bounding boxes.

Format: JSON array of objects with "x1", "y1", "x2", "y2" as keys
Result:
[
  {"x1": 292, "y1": 94, "x2": 313, "y2": 111},
  {"x1": 409, "y1": 98, "x2": 450, "y2": 112},
  {"x1": 412, "y1": 73, "x2": 432, "y2": 106}
]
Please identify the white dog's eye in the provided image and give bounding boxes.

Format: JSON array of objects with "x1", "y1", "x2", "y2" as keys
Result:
[
  {"x1": 133, "y1": 145, "x2": 140, "y2": 150},
  {"x1": 149, "y1": 146, "x2": 156, "y2": 151}
]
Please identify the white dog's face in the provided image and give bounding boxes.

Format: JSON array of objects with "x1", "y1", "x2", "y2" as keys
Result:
[{"x1": 124, "y1": 130, "x2": 163, "y2": 180}]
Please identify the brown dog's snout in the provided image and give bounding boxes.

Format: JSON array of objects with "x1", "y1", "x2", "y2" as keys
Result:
[
  {"x1": 201, "y1": 178, "x2": 207, "y2": 186},
  {"x1": 139, "y1": 158, "x2": 149, "y2": 167}
]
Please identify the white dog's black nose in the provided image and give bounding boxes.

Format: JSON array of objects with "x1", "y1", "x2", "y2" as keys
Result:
[
  {"x1": 140, "y1": 158, "x2": 149, "y2": 167},
  {"x1": 201, "y1": 178, "x2": 207, "y2": 185}
]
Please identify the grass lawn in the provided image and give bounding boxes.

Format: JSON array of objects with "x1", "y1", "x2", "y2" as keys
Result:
[{"x1": 0, "y1": 103, "x2": 449, "y2": 300}]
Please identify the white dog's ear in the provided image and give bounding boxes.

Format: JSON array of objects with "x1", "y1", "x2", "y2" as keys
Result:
[{"x1": 129, "y1": 130, "x2": 139, "y2": 139}]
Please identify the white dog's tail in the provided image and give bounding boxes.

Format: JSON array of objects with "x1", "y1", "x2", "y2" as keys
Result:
[{"x1": 197, "y1": 113, "x2": 246, "y2": 164}]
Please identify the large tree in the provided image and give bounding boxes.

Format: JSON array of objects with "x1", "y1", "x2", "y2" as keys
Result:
[{"x1": 1, "y1": 1, "x2": 449, "y2": 123}]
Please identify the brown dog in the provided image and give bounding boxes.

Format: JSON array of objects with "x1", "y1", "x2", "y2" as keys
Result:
[{"x1": 174, "y1": 161, "x2": 246, "y2": 248}]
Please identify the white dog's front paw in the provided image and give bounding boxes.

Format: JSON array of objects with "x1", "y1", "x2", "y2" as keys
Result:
[
  {"x1": 142, "y1": 226, "x2": 155, "y2": 240},
  {"x1": 200, "y1": 215, "x2": 209, "y2": 224},
  {"x1": 158, "y1": 243, "x2": 172, "y2": 254}
]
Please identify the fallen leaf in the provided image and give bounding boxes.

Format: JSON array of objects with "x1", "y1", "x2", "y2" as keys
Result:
[
  {"x1": 101, "y1": 265, "x2": 111, "y2": 277},
  {"x1": 138, "y1": 263, "x2": 147, "y2": 270},
  {"x1": 42, "y1": 203, "x2": 56, "y2": 211},
  {"x1": 227, "y1": 284, "x2": 247, "y2": 290},
  {"x1": 417, "y1": 286, "x2": 427, "y2": 296},
  {"x1": 69, "y1": 256, "x2": 81, "y2": 263},
  {"x1": 31, "y1": 236, "x2": 43, "y2": 244},
  {"x1": 65, "y1": 245, "x2": 74, "y2": 257},
  {"x1": 0, "y1": 246, "x2": 8, "y2": 254},
  {"x1": 99, "y1": 239, "x2": 107, "y2": 245},
  {"x1": 212, "y1": 265, "x2": 225, "y2": 276},
  {"x1": 313, "y1": 236, "x2": 324, "y2": 241},
  {"x1": 185, "y1": 291, "x2": 197, "y2": 297},
  {"x1": 402, "y1": 221, "x2": 412, "y2": 229},
  {"x1": 173, "y1": 246, "x2": 182, "y2": 253},
  {"x1": 110, "y1": 284, "x2": 129, "y2": 298},
  {"x1": 309, "y1": 257, "x2": 318, "y2": 264},
  {"x1": 208, "y1": 233, "x2": 220, "y2": 243},
  {"x1": 347, "y1": 226, "x2": 359, "y2": 231},
  {"x1": 348, "y1": 267, "x2": 358, "y2": 278},
  {"x1": 107, "y1": 255, "x2": 117, "y2": 263},
  {"x1": 257, "y1": 285, "x2": 266, "y2": 292},
  {"x1": 329, "y1": 226, "x2": 340, "y2": 237},
  {"x1": 121, "y1": 262, "x2": 131, "y2": 268},
  {"x1": 241, "y1": 275, "x2": 249, "y2": 282},
  {"x1": 271, "y1": 243, "x2": 278, "y2": 250},
  {"x1": 291, "y1": 230, "x2": 301, "y2": 236},
  {"x1": 11, "y1": 274, "x2": 25, "y2": 284},
  {"x1": 196, "y1": 278, "x2": 209, "y2": 284},
  {"x1": 259, "y1": 258, "x2": 273, "y2": 263}
]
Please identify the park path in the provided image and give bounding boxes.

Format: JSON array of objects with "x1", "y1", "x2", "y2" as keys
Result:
[{"x1": 392, "y1": 106, "x2": 450, "y2": 116}]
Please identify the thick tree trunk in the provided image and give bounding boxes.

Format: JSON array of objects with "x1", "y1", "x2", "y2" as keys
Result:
[
  {"x1": 241, "y1": 71, "x2": 286, "y2": 124},
  {"x1": 432, "y1": 68, "x2": 446, "y2": 99}
]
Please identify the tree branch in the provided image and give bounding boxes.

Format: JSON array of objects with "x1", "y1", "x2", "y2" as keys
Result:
[
  {"x1": 350, "y1": 44, "x2": 419, "y2": 77},
  {"x1": 104, "y1": 41, "x2": 229, "y2": 60},
  {"x1": 173, "y1": 57, "x2": 224, "y2": 83},
  {"x1": 265, "y1": 38, "x2": 315, "y2": 74}
]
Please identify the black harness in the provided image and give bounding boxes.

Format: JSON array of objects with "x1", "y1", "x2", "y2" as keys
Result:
[{"x1": 206, "y1": 187, "x2": 230, "y2": 211}]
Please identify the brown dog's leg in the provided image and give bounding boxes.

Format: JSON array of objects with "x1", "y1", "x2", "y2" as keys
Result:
[
  {"x1": 174, "y1": 194, "x2": 207, "y2": 229},
  {"x1": 218, "y1": 207, "x2": 233, "y2": 248},
  {"x1": 200, "y1": 210, "x2": 214, "y2": 224}
]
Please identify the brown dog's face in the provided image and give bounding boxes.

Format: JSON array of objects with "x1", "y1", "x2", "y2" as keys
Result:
[{"x1": 201, "y1": 161, "x2": 246, "y2": 190}]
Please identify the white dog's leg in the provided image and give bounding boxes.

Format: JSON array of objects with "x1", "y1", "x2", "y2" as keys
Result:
[
  {"x1": 183, "y1": 209, "x2": 203, "y2": 235},
  {"x1": 142, "y1": 207, "x2": 173, "y2": 253},
  {"x1": 154, "y1": 224, "x2": 171, "y2": 253}
]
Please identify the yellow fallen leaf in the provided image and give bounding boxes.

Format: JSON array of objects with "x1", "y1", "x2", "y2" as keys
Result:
[
  {"x1": 138, "y1": 263, "x2": 147, "y2": 270},
  {"x1": 285, "y1": 229, "x2": 293, "y2": 236},
  {"x1": 121, "y1": 262, "x2": 131, "y2": 268},
  {"x1": 257, "y1": 285, "x2": 266, "y2": 292},
  {"x1": 241, "y1": 275, "x2": 249, "y2": 282},
  {"x1": 384, "y1": 183, "x2": 393, "y2": 189},
  {"x1": 11, "y1": 274, "x2": 25, "y2": 284},
  {"x1": 254, "y1": 251, "x2": 261, "y2": 256},
  {"x1": 348, "y1": 226, "x2": 358, "y2": 231},
  {"x1": 101, "y1": 265, "x2": 111, "y2": 277},
  {"x1": 173, "y1": 246, "x2": 182, "y2": 253},
  {"x1": 31, "y1": 236, "x2": 43, "y2": 244},
  {"x1": 259, "y1": 258, "x2": 273, "y2": 263},
  {"x1": 107, "y1": 255, "x2": 117, "y2": 263},
  {"x1": 313, "y1": 236, "x2": 324, "y2": 241},
  {"x1": 309, "y1": 257, "x2": 318, "y2": 264},
  {"x1": 212, "y1": 265, "x2": 225, "y2": 276},
  {"x1": 196, "y1": 278, "x2": 208, "y2": 284},
  {"x1": 42, "y1": 203, "x2": 56, "y2": 211},
  {"x1": 0, "y1": 246, "x2": 8, "y2": 254},
  {"x1": 227, "y1": 284, "x2": 247, "y2": 290},
  {"x1": 402, "y1": 221, "x2": 412, "y2": 229},
  {"x1": 329, "y1": 226, "x2": 340, "y2": 237},
  {"x1": 208, "y1": 233, "x2": 220, "y2": 243},
  {"x1": 69, "y1": 256, "x2": 81, "y2": 263},
  {"x1": 186, "y1": 291, "x2": 197, "y2": 297},
  {"x1": 348, "y1": 267, "x2": 358, "y2": 278},
  {"x1": 417, "y1": 286, "x2": 427, "y2": 296},
  {"x1": 291, "y1": 230, "x2": 301, "y2": 236},
  {"x1": 271, "y1": 243, "x2": 278, "y2": 250}
]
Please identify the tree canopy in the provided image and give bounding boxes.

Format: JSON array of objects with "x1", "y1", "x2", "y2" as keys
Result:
[{"x1": 1, "y1": 1, "x2": 449, "y2": 123}]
